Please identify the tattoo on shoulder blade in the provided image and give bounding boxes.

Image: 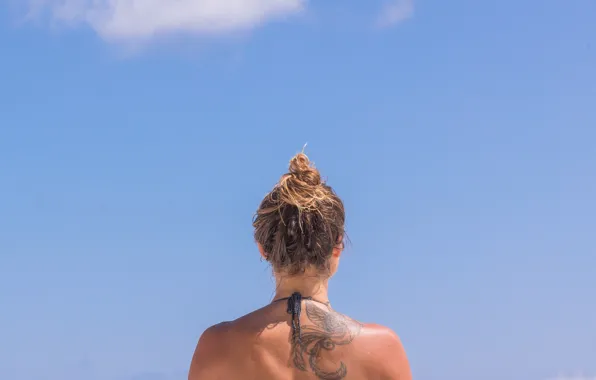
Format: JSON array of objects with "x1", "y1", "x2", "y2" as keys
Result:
[{"x1": 290, "y1": 302, "x2": 363, "y2": 380}]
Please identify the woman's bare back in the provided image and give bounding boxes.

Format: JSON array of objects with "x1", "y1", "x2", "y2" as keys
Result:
[
  {"x1": 189, "y1": 154, "x2": 411, "y2": 379},
  {"x1": 188, "y1": 299, "x2": 411, "y2": 380}
]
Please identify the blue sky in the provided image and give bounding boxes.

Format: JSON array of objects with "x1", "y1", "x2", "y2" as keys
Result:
[{"x1": 1, "y1": 1, "x2": 595, "y2": 380}]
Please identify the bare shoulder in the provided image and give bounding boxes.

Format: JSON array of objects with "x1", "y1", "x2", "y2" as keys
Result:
[
  {"x1": 358, "y1": 323, "x2": 412, "y2": 380},
  {"x1": 188, "y1": 322, "x2": 232, "y2": 380}
]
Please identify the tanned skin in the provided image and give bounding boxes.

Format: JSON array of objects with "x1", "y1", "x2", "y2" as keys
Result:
[
  {"x1": 188, "y1": 299, "x2": 411, "y2": 380},
  {"x1": 189, "y1": 242, "x2": 411, "y2": 380}
]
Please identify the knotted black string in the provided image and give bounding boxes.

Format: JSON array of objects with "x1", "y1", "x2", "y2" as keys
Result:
[
  {"x1": 286, "y1": 292, "x2": 303, "y2": 344},
  {"x1": 272, "y1": 293, "x2": 329, "y2": 345}
]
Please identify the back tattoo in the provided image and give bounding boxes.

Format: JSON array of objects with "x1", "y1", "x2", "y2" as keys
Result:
[{"x1": 290, "y1": 302, "x2": 363, "y2": 380}]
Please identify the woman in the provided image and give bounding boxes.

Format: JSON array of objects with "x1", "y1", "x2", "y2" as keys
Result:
[{"x1": 188, "y1": 153, "x2": 412, "y2": 380}]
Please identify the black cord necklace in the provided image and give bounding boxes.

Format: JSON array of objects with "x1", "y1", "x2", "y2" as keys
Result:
[
  {"x1": 272, "y1": 293, "x2": 331, "y2": 307},
  {"x1": 271, "y1": 292, "x2": 331, "y2": 345}
]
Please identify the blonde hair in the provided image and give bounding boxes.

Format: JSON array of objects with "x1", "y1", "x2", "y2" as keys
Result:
[{"x1": 253, "y1": 152, "x2": 345, "y2": 275}]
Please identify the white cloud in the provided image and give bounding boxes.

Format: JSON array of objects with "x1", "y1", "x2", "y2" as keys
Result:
[
  {"x1": 377, "y1": 0, "x2": 414, "y2": 28},
  {"x1": 26, "y1": 0, "x2": 306, "y2": 41}
]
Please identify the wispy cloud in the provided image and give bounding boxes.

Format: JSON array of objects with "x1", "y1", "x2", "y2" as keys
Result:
[
  {"x1": 25, "y1": 0, "x2": 306, "y2": 41},
  {"x1": 377, "y1": 0, "x2": 414, "y2": 28}
]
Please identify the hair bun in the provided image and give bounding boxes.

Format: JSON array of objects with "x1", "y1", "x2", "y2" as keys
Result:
[{"x1": 288, "y1": 153, "x2": 321, "y2": 186}]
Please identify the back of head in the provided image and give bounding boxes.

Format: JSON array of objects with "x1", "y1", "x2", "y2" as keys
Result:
[{"x1": 253, "y1": 152, "x2": 345, "y2": 276}]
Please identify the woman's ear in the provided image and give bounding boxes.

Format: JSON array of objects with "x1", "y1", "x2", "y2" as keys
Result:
[
  {"x1": 257, "y1": 242, "x2": 268, "y2": 260},
  {"x1": 331, "y1": 236, "x2": 345, "y2": 257},
  {"x1": 332, "y1": 238, "x2": 343, "y2": 258},
  {"x1": 332, "y1": 246, "x2": 342, "y2": 258}
]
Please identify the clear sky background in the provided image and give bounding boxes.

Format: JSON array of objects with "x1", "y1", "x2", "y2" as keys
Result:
[{"x1": 1, "y1": 1, "x2": 595, "y2": 380}]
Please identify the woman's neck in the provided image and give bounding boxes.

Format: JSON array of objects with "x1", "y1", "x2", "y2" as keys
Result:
[{"x1": 273, "y1": 271, "x2": 329, "y2": 302}]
